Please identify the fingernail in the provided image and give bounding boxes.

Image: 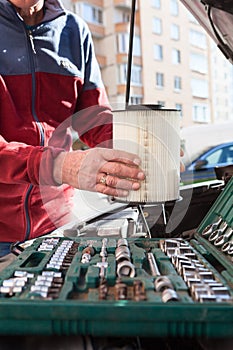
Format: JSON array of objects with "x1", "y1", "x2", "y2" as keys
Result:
[
  {"x1": 132, "y1": 183, "x2": 140, "y2": 190},
  {"x1": 133, "y1": 158, "x2": 141, "y2": 165},
  {"x1": 122, "y1": 190, "x2": 129, "y2": 197},
  {"x1": 137, "y1": 172, "x2": 145, "y2": 180}
]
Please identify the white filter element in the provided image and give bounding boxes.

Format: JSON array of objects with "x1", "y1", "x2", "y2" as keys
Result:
[{"x1": 113, "y1": 108, "x2": 180, "y2": 203}]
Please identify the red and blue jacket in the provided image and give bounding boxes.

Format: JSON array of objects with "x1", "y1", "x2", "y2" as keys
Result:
[{"x1": 0, "y1": 0, "x2": 112, "y2": 242}]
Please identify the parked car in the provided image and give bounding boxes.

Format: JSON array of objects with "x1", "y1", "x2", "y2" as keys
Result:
[{"x1": 180, "y1": 141, "x2": 233, "y2": 185}]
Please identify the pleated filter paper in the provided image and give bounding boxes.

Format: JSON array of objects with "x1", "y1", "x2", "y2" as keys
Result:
[{"x1": 113, "y1": 106, "x2": 181, "y2": 204}]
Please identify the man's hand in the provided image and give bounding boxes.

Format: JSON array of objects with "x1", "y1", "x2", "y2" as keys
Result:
[
  {"x1": 53, "y1": 148, "x2": 145, "y2": 198},
  {"x1": 180, "y1": 148, "x2": 185, "y2": 173}
]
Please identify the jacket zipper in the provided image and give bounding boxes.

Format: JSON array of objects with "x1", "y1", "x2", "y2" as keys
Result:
[
  {"x1": 23, "y1": 28, "x2": 45, "y2": 241},
  {"x1": 28, "y1": 30, "x2": 37, "y2": 54}
]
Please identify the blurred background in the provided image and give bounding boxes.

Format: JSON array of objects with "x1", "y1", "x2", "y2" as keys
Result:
[{"x1": 65, "y1": 0, "x2": 233, "y2": 185}]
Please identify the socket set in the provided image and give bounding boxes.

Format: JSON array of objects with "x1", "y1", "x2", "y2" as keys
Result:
[
  {"x1": 196, "y1": 178, "x2": 233, "y2": 265},
  {"x1": 0, "y1": 178, "x2": 232, "y2": 338}
]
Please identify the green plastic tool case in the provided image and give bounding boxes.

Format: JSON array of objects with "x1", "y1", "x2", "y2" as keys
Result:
[{"x1": 0, "y1": 178, "x2": 232, "y2": 338}]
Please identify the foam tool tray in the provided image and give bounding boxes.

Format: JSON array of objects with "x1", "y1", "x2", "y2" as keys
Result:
[{"x1": 0, "y1": 179, "x2": 233, "y2": 338}]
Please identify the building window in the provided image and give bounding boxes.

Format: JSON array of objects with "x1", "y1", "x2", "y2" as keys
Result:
[
  {"x1": 153, "y1": 17, "x2": 162, "y2": 34},
  {"x1": 171, "y1": 24, "x2": 180, "y2": 40},
  {"x1": 156, "y1": 72, "x2": 164, "y2": 88},
  {"x1": 192, "y1": 103, "x2": 210, "y2": 123},
  {"x1": 119, "y1": 64, "x2": 127, "y2": 84},
  {"x1": 172, "y1": 49, "x2": 181, "y2": 64},
  {"x1": 188, "y1": 12, "x2": 199, "y2": 24},
  {"x1": 118, "y1": 64, "x2": 142, "y2": 86},
  {"x1": 122, "y1": 11, "x2": 131, "y2": 23},
  {"x1": 175, "y1": 103, "x2": 183, "y2": 117},
  {"x1": 114, "y1": 9, "x2": 130, "y2": 23},
  {"x1": 81, "y1": 3, "x2": 103, "y2": 25},
  {"x1": 154, "y1": 44, "x2": 163, "y2": 60},
  {"x1": 191, "y1": 78, "x2": 208, "y2": 98},
  {"x1": 152, "y1": 0, "x2": 161, "y2": 9},
  {"x1": 117, "y1": 33, "x2": 128, "y2": 53},
  {"x1": 190, "y1": 52, "x2": 208, "y2": 73},
  {"x1": 130, "y1": 95, "x2": 143, "y2": 104},
  {"x1": 116, "y1": 34, "x2": 141, "y2": 56},
  {"x1": 131, "y1": 65, "x2": 142, "y2": 85},
  {"x1": 133, "y1": 36, "x2": 141, "y2": 56},
  {"x1": 170, "y1": 0, "x2": 179, "y2": 16},
  {"x1": 174, "y1": 76, "x2": 182, "y2": 91},
  {"x1": 189, "y1": 29, "x2": 207, "y2": 49}
]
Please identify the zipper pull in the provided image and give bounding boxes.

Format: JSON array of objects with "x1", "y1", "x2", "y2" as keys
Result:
[{"x1": 28, "y1": 30, "x2": 36, "y2": 54}]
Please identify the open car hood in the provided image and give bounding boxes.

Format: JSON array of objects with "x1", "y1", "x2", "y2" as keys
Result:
[{"x1": 180, "y1": 0, "x2": 233, "y2": 63}]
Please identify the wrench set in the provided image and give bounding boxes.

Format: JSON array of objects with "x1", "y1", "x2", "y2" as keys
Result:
[
  {"x1": 199, "y1": 211, "x2": 233, "y2": 256},
  {"x1": 0, "y1": 235, "x2": 232, "y2": 303},
  {"x1": 0, "y1": 233, "x2": 232, "y2": 337},
  {"x1": 160, "y1": 238, "x2": 232, "y2": 303},
  {"x1": 0, "y1": 178, "x2": 232, "y2": 337},
  {"x1": 196, "y1": 177, "x2": 233, "y2": 269}
]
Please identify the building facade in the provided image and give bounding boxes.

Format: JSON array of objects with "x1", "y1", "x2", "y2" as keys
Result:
[{"x1": 63, "y1": 0, "x2": 233, "y2": 128}]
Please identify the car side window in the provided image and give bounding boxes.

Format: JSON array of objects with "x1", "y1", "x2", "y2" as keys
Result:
[
  {"x1": 205, "y1": 145, "x2": 233, "y2": 165},
  {"x1": 204, "y1": 149, "x2": 222, "y2": 165},
  {"x1": 226, "y1": 146, "x2": 233, "y2": 163}
]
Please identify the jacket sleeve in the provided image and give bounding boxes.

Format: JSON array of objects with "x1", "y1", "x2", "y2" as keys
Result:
[
  {"x1": 72, "y1": 102, "x2": 113, "y2": 149},
  {"x1": 0, "y1": 135, "x2": 64, "y2": 186},
  {"x1": 72, "y1": 21, "x2": 113, "y2": 148}
]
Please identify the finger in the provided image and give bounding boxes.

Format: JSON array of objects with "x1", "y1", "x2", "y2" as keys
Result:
[
  {"x1": 98, "y1": 172, "x2": 108, "y2": 186},
  {"x1": 100, "y1": 162, "x2": 145, "y2": 181},
  {"x1": 180, "y1": 161, "x2": 185, "y2": 173},
  {"x1": 96, "y1": 183, "x2": 130, "y2": 198},
  {"x1": 102, "y1": 149, "x2": 141, "y2": 166},
  {"x1": 97, "y1": 173, "x2": 141, "y2": 191}
]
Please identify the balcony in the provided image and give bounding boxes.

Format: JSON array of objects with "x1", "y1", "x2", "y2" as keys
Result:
[
  {"x1": 116, "y1": 53, "x2": 142, "y2": 66},
  {"x1": 96, "y1": 54, "x2": 107, "y2": 68},
  {"x1": 88, "y1": 23, "x2": 105, "y2": 38},
  {"x1": 115, "y1": 22, "x2": 130, "y2": 32},
  {"x1": 114, "y1": 0, "x2": 132, "y2": 9},
  {"x1": 115, "y1": 22, "x2": 140, "y2": 35},
  {"x1": 76, "y1": 0, "x2": 104, "y2": 7}
]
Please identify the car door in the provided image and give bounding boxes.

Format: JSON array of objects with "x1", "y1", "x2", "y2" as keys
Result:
[{"x1": 184, "y1": 144, "x2": 233, "y2": 184}]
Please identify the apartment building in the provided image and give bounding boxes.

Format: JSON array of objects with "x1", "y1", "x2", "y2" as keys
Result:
[
  {"x1": 62, "y1": 0, "x2": 233, "y2": 128},
  {"x1": 210, "y1": 42, "x2": 233, "y2": 124}
]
